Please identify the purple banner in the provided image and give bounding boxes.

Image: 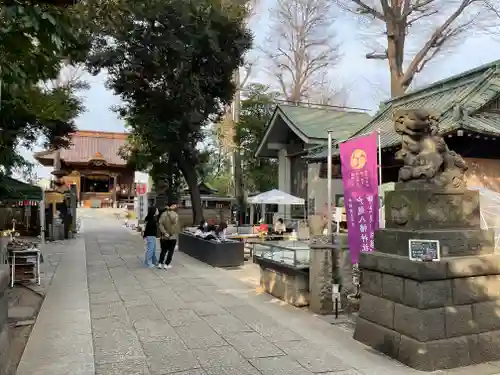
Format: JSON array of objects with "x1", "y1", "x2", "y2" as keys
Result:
[{"x1": 339, "y1": 132, "x2": 379, "y2": 264}]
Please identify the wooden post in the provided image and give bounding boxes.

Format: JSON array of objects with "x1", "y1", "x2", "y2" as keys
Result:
[{"x1": 112, "y1": 175, "x2": 118, "y2": 208}]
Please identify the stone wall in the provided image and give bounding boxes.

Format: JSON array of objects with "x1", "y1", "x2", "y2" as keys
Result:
[
  {"x1": 354, "y1": 252, "x2": 500, "y2": 371},
  {"x1": 258, "y1": 261, "x2": 309, "y2": 307},
  {"x1": 0, "y1": 266, "x2": 10, "y2": 375}
]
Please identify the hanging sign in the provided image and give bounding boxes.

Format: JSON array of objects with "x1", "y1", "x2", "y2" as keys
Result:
[
  {"x1": 339, "y1": 132, "x2": 379, "y2": 264},
  {"x1": 135, "y1": 183, "x2": 147, "y2": 196}
]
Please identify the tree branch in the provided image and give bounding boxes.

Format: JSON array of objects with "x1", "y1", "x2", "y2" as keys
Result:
[
  {"x1": 366, "y1": 50, "x2": 388, "y2": 59},
  {"x1": 350, "y1": 0, "x2": 385, "y2": 20},
  {"x1": 400, "y1": 0, "x2": 476, "y2": 89}
]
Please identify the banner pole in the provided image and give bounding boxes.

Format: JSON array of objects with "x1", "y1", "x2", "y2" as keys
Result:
[
  {"x1": 377, "y1": 129, "x2": 384, "y2": 228},
  {"x1": 327, "y1": 130, "x2": 333, "y2": 238}
]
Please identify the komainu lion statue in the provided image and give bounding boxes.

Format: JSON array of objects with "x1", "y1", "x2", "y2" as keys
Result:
[{"x1": 393, "y1": 109, "x2": 468, "y2": 189}]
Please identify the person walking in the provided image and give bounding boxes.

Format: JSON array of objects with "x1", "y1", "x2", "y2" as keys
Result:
[
  {"x1": 143, "y1": 206, "x2": 159, "y2": 268},
  {"x1": 158, "y1": 201, "x2": 180, "y2": 269}
]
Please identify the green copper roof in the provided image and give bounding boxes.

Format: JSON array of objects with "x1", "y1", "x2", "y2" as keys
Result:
[
  {"x1": 348, "y1": 59, "x2": 500, "y2": 149},
  {"x1": 305, "y1": 59, "x2": 500, "y2": 161},
  {"x1": 278, "y1": 104, "x2": 371, "y2": 141}
]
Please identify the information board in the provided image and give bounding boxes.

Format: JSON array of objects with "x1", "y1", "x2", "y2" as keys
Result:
[{"x1": 408, "y1": 239, "x2": 440, "y2": 262}]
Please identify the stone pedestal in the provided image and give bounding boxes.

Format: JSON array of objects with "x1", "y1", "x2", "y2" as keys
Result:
[
  {"x1": 353, "y1": 187, "x2": 500, "y2": 371},
  {"x1": 354, "y1": 252, "x2": 500, "y2": 371},
  {"x1": 309, "y1": 234, "x2": 354, "y2": 315},
  {"x1": 257, "y1": 258, "x2": 309, "y2": 307},
  {"x1": 309, "y1": 243, "x2": 336, "y2": 314}
]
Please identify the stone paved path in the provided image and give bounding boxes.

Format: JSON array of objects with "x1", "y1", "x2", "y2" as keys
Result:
[{"x1": 15, "y1": 212, "x2": 500, "y2": 375}]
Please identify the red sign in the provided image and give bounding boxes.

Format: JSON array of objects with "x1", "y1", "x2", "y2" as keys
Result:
[{"x1": 135, "y1": 183, "x2": 147, "y2": 195}]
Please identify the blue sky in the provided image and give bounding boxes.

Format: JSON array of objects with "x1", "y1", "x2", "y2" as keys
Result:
[{"x1": 24, "y1": 2, "x2": 500, "y2": 179}]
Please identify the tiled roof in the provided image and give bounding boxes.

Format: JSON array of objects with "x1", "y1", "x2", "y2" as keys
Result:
[
  {"x1": 278, "y1": 104, "x2": 371, "y2": 141},
  {"x1": 305, "y1": 59, "x2": 500, "y2": 161},
  {"x1": 34, "y1": 130, "x2": 129, "y2": 166},
  {"x1": 349, "y1": 59, "x2": 500, "y2": 149}
]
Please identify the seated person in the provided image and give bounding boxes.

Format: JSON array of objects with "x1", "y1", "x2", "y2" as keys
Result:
[
  {"x1": 214, "y1": 222, "x2": 228, "y2": 242},
  {"x1": 201, "y1": 224, "x2": 218, "y2": 241},
  {"x1": 273, "y1": 218, "x2": 286, "y2": 234},
  {"x1": 194, "y1": 220, "x2": 208, "y2": 237}
]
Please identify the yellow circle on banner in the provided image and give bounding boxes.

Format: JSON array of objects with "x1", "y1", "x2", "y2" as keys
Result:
[{"x1": 350, "y1": 149, "x2": 367, "y2": 170}]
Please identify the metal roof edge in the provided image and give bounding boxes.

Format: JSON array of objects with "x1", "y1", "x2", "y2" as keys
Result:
[
  {"x1": 255, "y1": 105, "x2": 280, "y2": 158},
  {"x1": 382, "y1": 59, "x2": 500, "y2": 105}
]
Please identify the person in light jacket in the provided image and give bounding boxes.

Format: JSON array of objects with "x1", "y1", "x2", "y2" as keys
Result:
[{"x1": 157, "y1": 201, "x2": 180, "y2": 269}]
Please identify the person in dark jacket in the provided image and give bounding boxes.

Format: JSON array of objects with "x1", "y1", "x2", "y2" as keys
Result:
[{"x1": 143, "y1": 206, "x2": 158, "y2": 268}]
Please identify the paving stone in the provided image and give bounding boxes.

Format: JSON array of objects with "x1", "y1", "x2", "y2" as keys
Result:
[
  {"x1": 93, "y1": 329, "x2": 145, "y2": 365},
  {"x1": 177, "y1": 289, "x2": 214, "y2": 303},
  {"x1": 163, "y1": 309, "x2": 203, "y2": 326},
  {"x1": 203, "y1": 364, "x2": 262, "y2": 375},
  {"x1": 315, "y1": 371, "x2": 362, "y2": 375},
  {"x1": 88, "y1": 282, "x2": 116, "y2": 294},
  {"x1": 167, "y1": 370, "x2": 206, "y2": 375},
  {"x1": 151, "y1": 295, "x2": 188, "y2": 310},
  {"x1": 275, "y1": 340, "x2": 350, "y2": 373},
  {"x1": 192, "y1": 345, "x2": 248, "y2": 368},
  {"x1": 250, "y1": 356, "x2": 313, "y2": 375},
  {"x1": 91, "y1": 301, "x2": 128, "y2": 320},
  {"x1": 115, "y1": 283, "x2": 144, "y2": 293},
  {"x1": 22, "y1": 331, "x2": 93, "y2": 361},
  {"x1": 16, "y1": 360, "x2": 95, "y2": 375},
  {"x1": 185, "y1": 302, "x2": 227, "y2": 316},
  {"x1": 247, "y1": 320, "x2": 303, "y2": 343},
  {"x1": 90, "y1": 291, "x2": 121, "y2": 305},
  {"x1": 222, "y1": 331, "x2": 285, "y2": 359},
  {"x1": 134, "y1": 319, "x2": 179, "y2": 343},
  {"x1": 144, "y1": 349, "x2": 200, "y2": 374},
  {"x1": 95, "y1": 358, "x2": 151, "y2": 375},
  {"x1": 127, "y1": 305, "x2": 166, "y2": 322},
  {"x1": 175, "y1": 322, "x2": 227, "y2": 349},
  {"x1": 224, "y1": 306, "x2": 261, "y2": 324},
  {"x1": 92, "y1": 316, "x2": 132, "y2": 338},
  {"x1": 142, "y1": 339, "x2": 189, "y2": 358},
  {"x1": 136, "y1": 277, "x2": 165, "y2": 289},
  {"x1": 186, "y1": 277, "x2": 217, "y2": 287},
  {"x1": 211, "y1": 294, "x2": 247, "y2": 307},
  {"x1": 202, "y1": 314, "x2": 253, "y2": 334},
  {"x1": 122, "y1": 295, "x2": 156, "y2": 308}
]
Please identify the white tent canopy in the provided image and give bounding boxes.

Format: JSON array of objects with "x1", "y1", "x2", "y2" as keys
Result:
[{"x1": 247, "y1": 189, "x2": 305, "y2": 205}]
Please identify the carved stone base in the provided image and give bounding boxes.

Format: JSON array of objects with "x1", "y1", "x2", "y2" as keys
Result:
[
  {"x1": 385, "y1": 188, "x2": 480, "y2": 230},
  {"x1": 375, "y1": 228, "x2": 495, "y2": 257},
  {"x1": 309, "y1": 245, "x2": 335, "y2": 314},
  {"x1": 353, "y1": 252, "x2": 500, "y2": 371}
]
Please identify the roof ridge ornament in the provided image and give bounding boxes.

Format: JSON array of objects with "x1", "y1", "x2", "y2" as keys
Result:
[{"x1": 88, "y1": 151, "x2": 107, "y2": 167}]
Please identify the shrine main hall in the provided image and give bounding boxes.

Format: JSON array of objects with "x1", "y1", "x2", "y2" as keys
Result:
[{"x1": 34, "y1": 130, "x2": 135, "y2": 208}]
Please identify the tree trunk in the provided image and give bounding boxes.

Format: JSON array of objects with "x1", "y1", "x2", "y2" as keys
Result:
[
  {"x1": 176, "y1": 152, "x2": 203, "y2": 225},
  {"x1": 232, "y1": 68, "x2": 246, "y2": 224},
  {"x1": 386, "y1": 18, "x2": 407, "y2": 98}
]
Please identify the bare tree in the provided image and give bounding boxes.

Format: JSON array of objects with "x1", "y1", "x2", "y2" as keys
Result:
[
  {"x1": 337, "y1": 0, "x2": 498, "y2": 98},
  {"x1": 44, "y1": 63, "x2": 89, "y2": 91},
  {"x1": 263, "y1": 0, "x2": 342, "y2": 103},
  {"x1": 308, "y1": 71, "x2": 349, "y2": 106}
]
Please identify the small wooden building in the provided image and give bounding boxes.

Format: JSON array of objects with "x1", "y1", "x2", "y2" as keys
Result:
[
  {"x1": 34, "y1": 130, "x2": 135, "y2": 207},
  {"x1": 256, "y1": 103, "x2": 371, "y2": 217}
]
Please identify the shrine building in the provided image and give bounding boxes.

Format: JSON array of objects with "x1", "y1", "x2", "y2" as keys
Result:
[{"x1": 34, "y1": 130, "x2": 135, "y2": 208}]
